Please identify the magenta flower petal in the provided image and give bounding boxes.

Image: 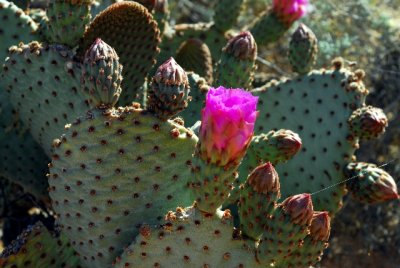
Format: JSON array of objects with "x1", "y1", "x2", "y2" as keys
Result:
[
  {"x1": 199, "y1": 86, "x2": 259, "y2": 167},
  {"x1": 273, "y1": 0, "x2": 310, "y2": 25}
]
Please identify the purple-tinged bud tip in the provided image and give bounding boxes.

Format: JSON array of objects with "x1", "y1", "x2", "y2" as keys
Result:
[
  {"x1": 281, "y1": 193, "x2": 313, "y2": 225},
  {"x1": 309, "y1": 211, "x2": 331, "y2": 241},
  {"x1": 248, "y1": 162, "x2": 280, "y2": 195},
  {"x1": 154, "y1": 57, "x2": 188, "y2": 86},
  {"x1": 84, "y1": 38, "x2": 118, "y2": 64},
  {"x1": 292, "y1": 23, "x2": 316, "y2": 43},
  {"x1": 224, "y1": 31, "x2": 257, "y2": 61}
]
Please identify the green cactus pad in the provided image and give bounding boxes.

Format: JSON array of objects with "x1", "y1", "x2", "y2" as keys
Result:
[
  {"x1": 45, "y1": 0, "x2": 91, "y2": 47},
  {"x1": 80, "y1": 1, "x2": 161, "y2": 105},
  {"x1": 289, "y1": 24, "x2": 318, "y2": 75},
  {"x1": 114, "y1": 206, "x2": 260, "y2": 267},
  {"x1": 176, "y1": 72, "x2": 209, "y2": 127},
  {"x1": 0, "y1": 88, "x2": 49, "y2": 200},
  {"x1": 136, "y1": 0, "x2": 170, "y2": 35},
  {"x1": 158, "y1": 22, "x2": 227, "y2": 65},
  {"x1": 48, "y1": 106, "x2": 197, "y2": 267},
  {"x1": 345, "y1": 162, "x2": 399, "y2": 204},
  {"x1": 0, "y1": 0, "x2": 37, "y2": 61},
  {"x1": 190, "y1": 158, "x2": 239, "y2": 213},
  {"x1": 249, "y1": 12, "x2": 289, "y2": 46},
  {"x1": 214, "y1": 31, "x2": 258, "y2": 90},
  {"x1": 1, "y1": 41, "x2": 89, "y2": 156},
  {"x1": 213, "y1": 0, "x2": 244, "y2": 32},
  {"x1": 0, "y1": 222, "x2": 81, "y2": 267},
  {"x1": 250, "y1": 62, "x2": 368, "y2": 213},
  {"x1": 176, "y1": 38, "x2": 213, "y2": 84}
]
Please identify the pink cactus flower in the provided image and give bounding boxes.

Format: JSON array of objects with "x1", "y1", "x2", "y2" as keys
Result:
[
  {"x1": 273, "y1": 0, "x2": 309, "y2": 25},
  {"x1": 199, "y1": 86, "x2": 259, "y2": 167}
]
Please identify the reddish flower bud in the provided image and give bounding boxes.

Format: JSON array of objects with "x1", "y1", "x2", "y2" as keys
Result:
[
  {"x1": 309, "y1": 211, "x2": 331, "y2": 241},
  {"x1": 248, "y1": 162, "x2": 280, "y2": 195},
  {"x1": 281, "y1": 193, "x2": 313, "y2": 225}
]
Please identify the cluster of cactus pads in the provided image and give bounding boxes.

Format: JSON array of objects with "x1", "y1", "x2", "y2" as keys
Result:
[{"x1": 0, "y1": 0, "x2": 398, "y2": 267}]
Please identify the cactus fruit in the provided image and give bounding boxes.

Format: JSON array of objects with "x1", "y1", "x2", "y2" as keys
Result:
[
  {"x1": 289, "y1": 23, "x2": 318, "y2": 74},
  {"x1": 239, "y1": 162, "x2": 281, "y2": 240},
  {"x1": 348, "y1": 106, "x2": 388, "y2": 139},
  {"x1": 280, "y1": 211, "x2": 331, "y2": 267},
  {"x1": 44, "y1": 0, "x2": 91, "y2": 47},
  {"x1": 176, "y1": 38, "x2": 213, "y2": 84},
  {"x1": 0, "y1": 0, "x2": 37, "y2": 61},
  {"x1": 238, "y1": 129, "x2": 302, "y2": 178},
  {"x1": 345, "y1": 162, "x2": 399, "y2": 204},
  {"x1": 81, "y1": 38, "x2": 123, "y2": 108},
  {"x1": 147, "y1": 57, "x2": 191, "y2": 120},
  {"x1": 0, "y1": 221, "x2": 81, "y2": 267},
  {"x1": 1, "y1": 42, "x2": 89, "y2": 156},
  {"x1": 257, "y1": 193, "x2": 314, "y2": 265},
  {"x1": 80, "y1": 1, "x2": 161, "y2": 104},
  {"x1": 214, "y1": 31, "x2": 258, "y2": 90}
]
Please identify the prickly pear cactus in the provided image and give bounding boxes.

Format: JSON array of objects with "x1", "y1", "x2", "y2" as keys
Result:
[
  {"x1": 0, "y1": 88, "x2": 49, "y2": 200},
  {"x1": 44, "y1": 0, "x2": 91, "y2": 47},
  {"x1": 249, "y1": 60, "x2": 371, "y2": 213},
  {"x1": 176, "y1": 38, "x2": 213, "y2": 84},
  {"x1": 0, "y1": 0, "x2": 37, "y2": 61},
  {"x1": 0, "y1": 42, "x2": 89, "y2": 156}
]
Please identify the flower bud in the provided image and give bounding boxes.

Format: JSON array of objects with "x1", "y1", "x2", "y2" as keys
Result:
[
  {"x1": 248, "y1": 162, "x2": 280, "y2": 194},
  {"x1": 309, "y1": 211, "x2": 331, "y2": 241},
  {"x1": 224, "y1": 31, "x2": 257, "y2": 61},
  {"x1": 281, "y1": 193, "x2": 313, "y2": 225}
]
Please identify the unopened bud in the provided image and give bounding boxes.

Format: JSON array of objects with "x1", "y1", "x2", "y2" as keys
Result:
[
  {"x1": 281, "y1": 193, "x2": 313, "y2": 225},
  {"x1": 224, "y1": 31, "x2": 257, "y2": 61},
  {"x1": 248, "y1": 162, "x2": 280, "y2": 195}
]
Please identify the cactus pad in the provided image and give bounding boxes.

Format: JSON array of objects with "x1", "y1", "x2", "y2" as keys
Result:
[
  {"x1": 0, "y1": 88, "x2": 49, "y2": 200},
  {"x1": 114, "y1": 206, "x2": 260, "y2": 267},
  {"x1": 1, "y1": 41, "x2": 89, "y2": 156},
  {"x1": 176, "y1": 38, "x2": 213, "y2": 84},
  {"x1": 48, "y1": 106, "x2": 197, "y2": 267},
  {"x1": 0, "y1": 0, "x2": 37, "y2": 61}
]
